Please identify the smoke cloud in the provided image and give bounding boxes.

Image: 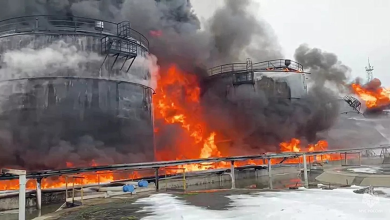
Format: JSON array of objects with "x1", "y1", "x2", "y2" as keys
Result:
[
  {"x1": 0, "y1": 39, "x2": 157, "y2": 89},
  {"x1": 294, "y1": 44, "x2": 350, "y2": 90},
  {"x1": 201, "y1": 45, "x2": 349, "y2": 153},
  {"x1": 201, "y1": 78, "x2": 341, "y2": 153},
  {"x1": 0, "y1": 0, "x2": 282, "y2": 72}
]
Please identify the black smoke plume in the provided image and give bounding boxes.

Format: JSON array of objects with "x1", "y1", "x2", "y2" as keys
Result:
[
  {"x1": 200, "y1": 43, "x2": 350, "y2": 153},
  {"x1": 294, "y1": 44, "x2": 350, "y2": 89}
]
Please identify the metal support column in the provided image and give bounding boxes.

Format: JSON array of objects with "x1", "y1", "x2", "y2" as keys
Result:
[
  {"x1": 303, "y1": 154, "x2": 309, "y2": 188},
  {"x1": 359, "y1": 152, "x2": 362, "y2": 166},
  {"x1": 1, "y1": 169, "x2": 27, "y2": 220},
  {"x1": 155, "y1": 168, "x2": 159, "y2": 191},
  {"x1": 19, "y1": 174, "x2": 26, "y2": 220},
  {"x1": 36, "y1": 178, "x2": 42, "y2": 210},
  {"x1": 268, "y1": 159, "x2": 273, "y2": 189},
  {"x1": 298, "y1": 157, "x2": 301, "y2": 170},
  {"x1": 344, "y1": 152, "x2": 347, "y2": 165},
  {"x1": 230, "y1": 161, "x2": 235, "y2": 189}
]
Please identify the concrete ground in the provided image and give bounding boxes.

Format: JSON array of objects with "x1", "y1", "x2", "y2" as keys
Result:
[
  {"x1": 43, "y1": 189, "x2": 295, "y2": 220},
  {"x1": 316, "y1": 164, "x2": 390, "y2": 187},
  {"x1": 31, "y1": 173, "x2": 303, "y2": 220}
]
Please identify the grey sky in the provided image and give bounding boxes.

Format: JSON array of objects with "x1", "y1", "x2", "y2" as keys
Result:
[{"x1": 191, "y1": 0, "x2": 390, "y2": 86}]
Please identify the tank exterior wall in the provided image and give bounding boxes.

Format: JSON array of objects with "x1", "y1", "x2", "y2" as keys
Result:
[
  {"x1": 0, "y1": 35, "x2": 149, "y2": 82},
  {"x1": 204, "y1": 71, "x2": 308, "y2": 101},
  {"x1": 255, "y1": 72, "x2": 307, "y2": 99},
  {"x1": 0, "y1": 33, "x2": 154, "y2": 168}
]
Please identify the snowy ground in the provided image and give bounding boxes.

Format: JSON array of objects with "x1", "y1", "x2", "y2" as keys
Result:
[
  {"x1": 347, "y1": 167, "x2": 381, "y2": 174},
  {"x1": 134, "y1": 188, "x2": 390, "y2": 220}
]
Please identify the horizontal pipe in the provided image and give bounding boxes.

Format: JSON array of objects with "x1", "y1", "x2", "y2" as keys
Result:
[{"x1": 0, "y1": 145, "x2": 388, "y2": 181}]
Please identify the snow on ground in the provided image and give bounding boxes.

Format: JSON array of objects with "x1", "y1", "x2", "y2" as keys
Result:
[
  {"x1": 347, "y1": 167, "x2": 380, "y2": 174},
  {"x1": 375, "y1": 187, "x2": 390, "y2": 195},
  {"x1": 134, "y1": 188, "x2": 390, "y2": 220}
]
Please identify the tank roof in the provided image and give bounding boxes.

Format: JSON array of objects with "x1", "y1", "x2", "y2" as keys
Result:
[
  {"x1": 208, "y1": 59, "x2": 304, "y2": 76},
  {"x1": 0, "y1": 15, "x2": 149, "y2": 51}
]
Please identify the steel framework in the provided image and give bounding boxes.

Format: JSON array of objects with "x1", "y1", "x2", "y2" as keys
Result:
[
  {"x1": 343, "y1": 95, "x2": 362, "y2": 113},
  {"x1": 366, "y1": 58, "x2": 374, "y2": 83}
]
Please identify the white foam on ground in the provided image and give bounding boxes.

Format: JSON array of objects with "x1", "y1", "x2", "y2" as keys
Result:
[
  {"x1": 134, "y1": 188, "x2": 390, "y2": 220},
  {"x1": 348, "y1": 167, "x2": 380, "y2": 174}
]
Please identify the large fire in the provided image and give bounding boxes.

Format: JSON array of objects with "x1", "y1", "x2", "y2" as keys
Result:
[
  {"x1": 0, "y1": 64, "x2": 341, "y2": 191},
  {"x1": 351, "y1": 78, "x2": 390, "y2": 109}
]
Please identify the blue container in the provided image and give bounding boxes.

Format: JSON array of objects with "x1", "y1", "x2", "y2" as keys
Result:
[
  {"x1": 122, "y1": 184, "x2": 135, "y2": 193},
  {"x1": 138, "y1": 180, "x2": 149, "y2": 188}
]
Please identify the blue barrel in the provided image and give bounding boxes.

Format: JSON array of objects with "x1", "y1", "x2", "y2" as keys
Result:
[
  {"x1": 138, "y1": 180, "x2": 149, "y2": 187},
  {"x1": 122, "y1": 184, "x2": 135, "y2": 193}
]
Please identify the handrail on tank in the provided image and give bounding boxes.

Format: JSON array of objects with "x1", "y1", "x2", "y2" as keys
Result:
[
  {"x1": 208, "y1": 59, "x2": 304, "y2": 76},
  {"x1": 0, "y1": 15, "x2": 149, "y2": 50}
]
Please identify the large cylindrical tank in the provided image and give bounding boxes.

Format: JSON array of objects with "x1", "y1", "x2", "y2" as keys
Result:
[
  {"x1": 202, "y1": 59, "x2": 308, "y2": 151},
  {"x1": 205, "y1": 59, "x2": 308, "y2": 101},
  {"x1": 0, "y1": 15, "x2": 154, "y2": 169}
]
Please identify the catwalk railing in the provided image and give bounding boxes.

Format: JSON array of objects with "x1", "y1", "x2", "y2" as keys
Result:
[
  {"x1": 208, "y1": 59, "x2": 304, "y2": 76},
  {"x1": 0, "y1": 15, "x2": 149, "y2": 51},
  {"x1": 1, "y1": 145, "x2": 389, "y2": 181}
]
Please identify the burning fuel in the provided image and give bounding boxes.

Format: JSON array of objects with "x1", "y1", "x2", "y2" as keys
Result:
[{"x1": 351, "y1": 78, "x2": 390, "y2": 109}]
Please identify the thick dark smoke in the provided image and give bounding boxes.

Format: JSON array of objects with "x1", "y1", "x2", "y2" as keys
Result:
[
  {"x1": 201, "y1": 78, "x2": 341, "y2": 154},
  {"x1": 0, "y1": 0, "x2": 285, "y2": 169},
  {"x1": 120, "y1": 0, "x2": 282, "y2": 74},
  {"x1": 201, "y1": 44, "x2": 350, "y2": 153},
  {"x1": 294, "y1": 44, "x2": 350, "y2": 89},
  {"x1": 0, "y1": 0, "x2": 349, "y2": 169},
  {"x1": 0, "y1": 0, "x2": 282, "y2": 72}
]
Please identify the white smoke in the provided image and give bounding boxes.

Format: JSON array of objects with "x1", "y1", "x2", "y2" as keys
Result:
[
  {"x1": 1, "y1": 40, "x2": 101, "y2": 76},
  {"x1": 0, "y1": 39, "x2": 157, "y2": 88}
]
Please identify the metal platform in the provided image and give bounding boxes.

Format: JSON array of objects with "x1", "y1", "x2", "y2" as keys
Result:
[
  {"x1": 0, "y1": 15, "x2": 149, "y2": 72},
  {"x1": 343, "y1": 95, "x2": 362, "y2": 113},
  {"x1": 208, "y1": 59, "x2": 304, "y2": 76}
]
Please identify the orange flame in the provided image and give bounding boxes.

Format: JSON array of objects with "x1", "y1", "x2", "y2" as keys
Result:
[
  {"x1": 150, "y1": 30, "x2": 163, "y2": 37},
  {"x1": 153, "y1": 65, "x2": 223, "y2": 171},
  {"x1": 0, "y1": 64, "x2": 345, "y2": 191},
  {"x1": 0, "y1": 163, "x2": 142, "y2": 191},
  {"x1": 279, "y1": 138, "x2": 342, "y2": 163},
  {"x1": 351, "y1": 83, "x2": 390, "y2": 108}
]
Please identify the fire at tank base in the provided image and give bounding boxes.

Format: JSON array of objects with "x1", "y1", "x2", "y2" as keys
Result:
[
  {"x1": 1, "y1": 145, "x2": 390, "y2": 218},
  {"x1": 0, "y1": 164, "x2": 299, "y2": 219},
  {"x1": 2, "y1": 153, "x2": 389, "y2": 220}
]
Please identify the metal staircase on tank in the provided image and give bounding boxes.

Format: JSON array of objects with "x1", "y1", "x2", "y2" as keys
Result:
[
  {"x1": 100, "y1": 21, "x2": 138, "y2": 72},
  {"x1": 232, "y1": 58, "x2": 255, "y2": 86}
]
